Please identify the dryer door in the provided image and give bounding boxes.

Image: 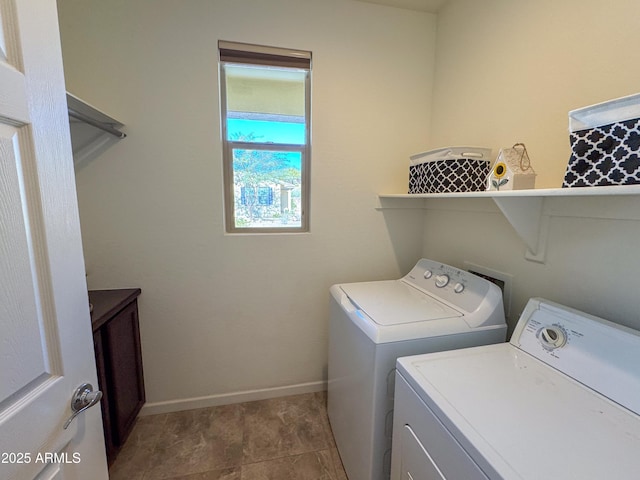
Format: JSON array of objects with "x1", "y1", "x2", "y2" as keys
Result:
[{"x1": 400, "y1": 425, "x2": 446, "y2": 480}]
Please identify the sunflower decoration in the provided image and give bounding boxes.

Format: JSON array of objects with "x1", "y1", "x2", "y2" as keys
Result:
[{"x1": 491, "y1": 162, "x2": 509, "y2": 190}]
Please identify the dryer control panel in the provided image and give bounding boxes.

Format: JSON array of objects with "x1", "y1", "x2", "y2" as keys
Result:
[
  {"x1": 512, "y1": 298, "x2": 640, "y2": 416},
  {"x1": 403, "y1": 258, "x2": 497, "y2": 316}
]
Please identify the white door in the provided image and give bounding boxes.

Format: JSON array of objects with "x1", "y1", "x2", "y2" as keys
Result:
[{"x1": 0, "y1": 1, "x2": 108, "y2": 479}]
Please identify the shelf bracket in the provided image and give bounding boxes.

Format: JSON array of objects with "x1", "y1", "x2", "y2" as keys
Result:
[{"x1": 491, "y1": 196, "x2": 549, "y2": 263}]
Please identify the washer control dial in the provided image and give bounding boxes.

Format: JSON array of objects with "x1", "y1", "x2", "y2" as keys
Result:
[
  {"x1": 423, "y1": 270, "x2": 433, "y2": 279},
  {"x1": 435, "y1": 274, "x2": 450, "y2": 288},
  {"x1": 538, "y1": 326, "x2": 567, "y2": 350},
  {"x1": 454, "y1": 282, "x2": 465, "y2": 293}
]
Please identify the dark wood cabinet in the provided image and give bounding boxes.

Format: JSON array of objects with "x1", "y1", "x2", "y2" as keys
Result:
[{"x1": 89, "y1": 288, "x2": 145, "y2": 465}]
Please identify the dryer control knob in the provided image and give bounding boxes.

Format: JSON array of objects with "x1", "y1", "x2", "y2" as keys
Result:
[
  {"x1": 454, "y1": 282, "x2": 464, "y2": 293},
  {"x1": 423, "y1": 270, "x2": 433, "y2": 279},
  {"x1": 538, "y1": 326, "x2": 567, "y2": 350},
  {"x1": 435, "y1": 274, "x2": 449, "y2": 288}
]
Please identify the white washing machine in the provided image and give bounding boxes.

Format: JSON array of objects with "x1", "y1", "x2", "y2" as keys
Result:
[
  {"x1": 392, "y1": 298, "x2": 640, "y2": 480},
  {"x1": 327, "y1": 258, "x2": 507, "y2": 480}
]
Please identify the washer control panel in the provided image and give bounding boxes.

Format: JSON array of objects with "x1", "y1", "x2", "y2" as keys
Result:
[
  {"x1": 404, "y1": 258, "x2": 494, "y2": 314},
  {"x1": 512, "y1": 298, "x2": 640, "y2": 415}
]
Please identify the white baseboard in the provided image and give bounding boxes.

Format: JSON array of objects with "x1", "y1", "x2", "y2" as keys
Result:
[{"x1": 139, "y1": 380, "x2": 327, "y2": 416}]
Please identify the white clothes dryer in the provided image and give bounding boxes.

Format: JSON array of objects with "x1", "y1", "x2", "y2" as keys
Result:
[
  {"x1": 327, "y1": 258, "x2": 506, "y2": 480},
  {"x1": 392, "y1": 298, "x2": 640, "y2": 480}
]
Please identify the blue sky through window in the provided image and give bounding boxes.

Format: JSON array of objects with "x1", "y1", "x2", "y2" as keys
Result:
[
  {"x1": 227, "y1": 117, "x2": 304, "y2": 168},
  {"x1": 227, "y1": 118, "x2": 305, "y2": 145}
]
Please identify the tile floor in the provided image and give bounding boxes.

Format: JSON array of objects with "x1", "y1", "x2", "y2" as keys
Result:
[{"x1": 108, "y1": 392, "x2": 348, "y2": 480}]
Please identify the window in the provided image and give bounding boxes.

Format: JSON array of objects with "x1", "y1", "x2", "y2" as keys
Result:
[{"x1": 219, "y1": 41, "x2": 311, "y2": 233}]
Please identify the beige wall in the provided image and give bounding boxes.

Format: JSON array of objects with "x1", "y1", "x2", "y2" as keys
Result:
[
  {"x1": 425, "y1": 0, "x2": 640, "y2": 334},
  {"x1": 57, "y1": 0, "x2": 435, "y2": 410},
  {"x1": 431, "y1": 0, "x2": 640, "y2": 189}
]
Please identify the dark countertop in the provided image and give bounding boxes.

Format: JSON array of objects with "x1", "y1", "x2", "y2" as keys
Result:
[{"x1": 89, "y1": 288, "x2": 141, "y2": 332}]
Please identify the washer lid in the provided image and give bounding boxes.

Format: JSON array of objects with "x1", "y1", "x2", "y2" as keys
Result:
[{"x1": 341, "y1": 280, "x2": 462, "y2": 326}]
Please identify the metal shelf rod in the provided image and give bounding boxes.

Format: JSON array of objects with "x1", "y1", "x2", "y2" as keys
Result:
[{"x1": 68, "y1": 108, "x2": 126, "y2": 139}]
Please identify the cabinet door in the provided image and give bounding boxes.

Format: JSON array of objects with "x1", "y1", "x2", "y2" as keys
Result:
[
  {"x1": 104, "y1": 300, "x2": 145, "y2": 446},
  {"x1": 93, "y1": 329, "x2": 116, "y2": 463}
]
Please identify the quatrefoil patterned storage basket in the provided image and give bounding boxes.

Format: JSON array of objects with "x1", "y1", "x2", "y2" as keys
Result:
[
  {"x1": 563, "y1": 93, "x2": 640, "y2": 187},
  {"x1": 408, "y1": 146, "x2": 492, "y2": 194}
]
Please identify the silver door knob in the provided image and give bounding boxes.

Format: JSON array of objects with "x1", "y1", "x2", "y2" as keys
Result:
[{"x1": 63, "y1": 383, "x2": 102, "y2": 430}]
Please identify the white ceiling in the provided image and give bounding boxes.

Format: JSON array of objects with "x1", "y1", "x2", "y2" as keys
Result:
[{"x1": 355, "y1": 0, "x2": 448, "y2": 13}]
